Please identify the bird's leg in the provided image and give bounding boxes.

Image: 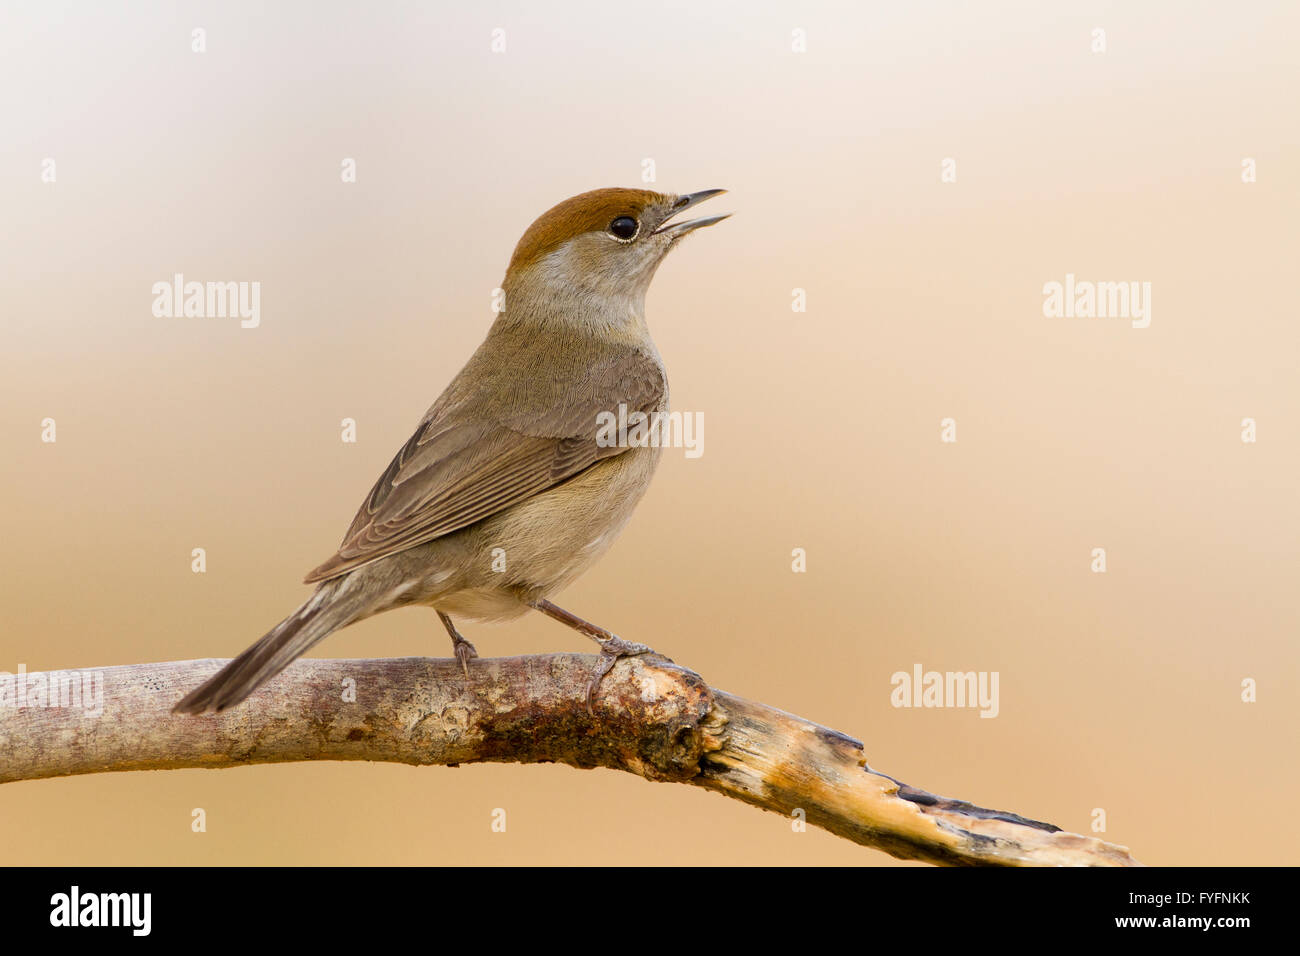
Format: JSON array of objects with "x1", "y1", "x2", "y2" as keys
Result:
[
  {"x1": 437, "y1": 611, "x2": 477, "y2": 676},
  {"x1": 528, "y1": 599, "x2": 660, "y2": 708}
]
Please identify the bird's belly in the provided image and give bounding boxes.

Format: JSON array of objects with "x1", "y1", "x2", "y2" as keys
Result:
[{"x1": 432, "y1": 445, "x2": 663, "y2": 621}]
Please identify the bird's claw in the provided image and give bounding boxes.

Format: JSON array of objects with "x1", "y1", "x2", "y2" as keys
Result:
[
  {"x1": 585, "y1": 636, "x2": 656, "y2": 712},
  {"x1": 453, "y1": 637, "x2": 478, "y2": 677}
]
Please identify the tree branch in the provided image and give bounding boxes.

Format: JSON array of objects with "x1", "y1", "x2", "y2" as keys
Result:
[{"x1": 0, "y1": 655, "x2": 1140, "y2": 866}]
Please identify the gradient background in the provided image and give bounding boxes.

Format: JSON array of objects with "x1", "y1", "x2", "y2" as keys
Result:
[{"x1": 2, "y1": 1, "x2": 1296, "y2": 865}]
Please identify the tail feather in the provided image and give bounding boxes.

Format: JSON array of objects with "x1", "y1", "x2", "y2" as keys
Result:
[{"x1": 173, "y1": 583, "x2": 366, "y2": 714}]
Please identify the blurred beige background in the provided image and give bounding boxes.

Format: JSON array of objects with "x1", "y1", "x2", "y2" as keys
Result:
[{"x1": 2, "y1": 0, "x2": 1296, "y2": 865}]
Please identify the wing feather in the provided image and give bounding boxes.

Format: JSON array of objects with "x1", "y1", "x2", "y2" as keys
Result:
[{"x1": 303, "y1": 342, "x2": 665, "y2": 583}]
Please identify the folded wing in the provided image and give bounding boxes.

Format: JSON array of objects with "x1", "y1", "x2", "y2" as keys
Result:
[{"x1": 304, "y1": 344, "x2": 665, "y2": 583}]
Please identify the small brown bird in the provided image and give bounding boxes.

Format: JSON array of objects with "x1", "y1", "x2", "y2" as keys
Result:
[{"x1": 174, "y1": 187, "x2": 728, "y2": 714}]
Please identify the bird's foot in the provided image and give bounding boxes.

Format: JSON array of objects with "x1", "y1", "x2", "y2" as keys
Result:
[
  {"x1": 452, "y1": 634, "x2": 478, "y2": 677},
  {"x1": 524, "y1": 599, "x2": 669, "y2": 712},
  {"x1": 438, "y1": 611, "x2": 477, "y2": 677},
  {"x1": 586, "y1": 635, "x2": 656, "y2": 710}
]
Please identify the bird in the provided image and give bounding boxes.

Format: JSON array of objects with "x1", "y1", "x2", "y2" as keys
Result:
[{"x1": 173, "y1": 186, "x2": 729, "y2": 714}]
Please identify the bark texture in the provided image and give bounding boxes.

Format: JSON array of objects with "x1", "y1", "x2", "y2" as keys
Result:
[{"x1": 0, "y1": 655, "x2": 1141, "y2": 866}]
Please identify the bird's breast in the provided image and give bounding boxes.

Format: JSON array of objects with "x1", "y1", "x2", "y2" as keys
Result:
[{"x1": 446, "y1": 444, "x2": 662, "y2": 616}]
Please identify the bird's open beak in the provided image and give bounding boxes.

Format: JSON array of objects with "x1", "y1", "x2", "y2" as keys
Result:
[{"x1": 654, "y1": 188, "x2": 730, "y2": 236}]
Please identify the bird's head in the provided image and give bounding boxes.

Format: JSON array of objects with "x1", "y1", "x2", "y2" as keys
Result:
[{"x1": 502, "y1": 187, "x2": 728, "y2": 323}]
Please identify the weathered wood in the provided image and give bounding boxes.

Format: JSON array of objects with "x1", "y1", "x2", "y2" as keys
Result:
[{"x1": 0, "y1": 655, "x2": 1140, "y2": 866}]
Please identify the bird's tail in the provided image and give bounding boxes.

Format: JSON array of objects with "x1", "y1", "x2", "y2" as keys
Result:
[{"x1": 173, "y1": 580, "x2": 369, "y2": 714}]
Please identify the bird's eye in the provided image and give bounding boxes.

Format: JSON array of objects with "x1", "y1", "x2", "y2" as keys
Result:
[{"x1": 608, "y1": 216, "x2": 639, "y2": 241}]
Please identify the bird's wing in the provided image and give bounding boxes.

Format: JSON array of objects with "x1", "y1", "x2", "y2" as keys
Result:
[{"x1": 303, "y1": 345, "x2": 665, "y2": 583}]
